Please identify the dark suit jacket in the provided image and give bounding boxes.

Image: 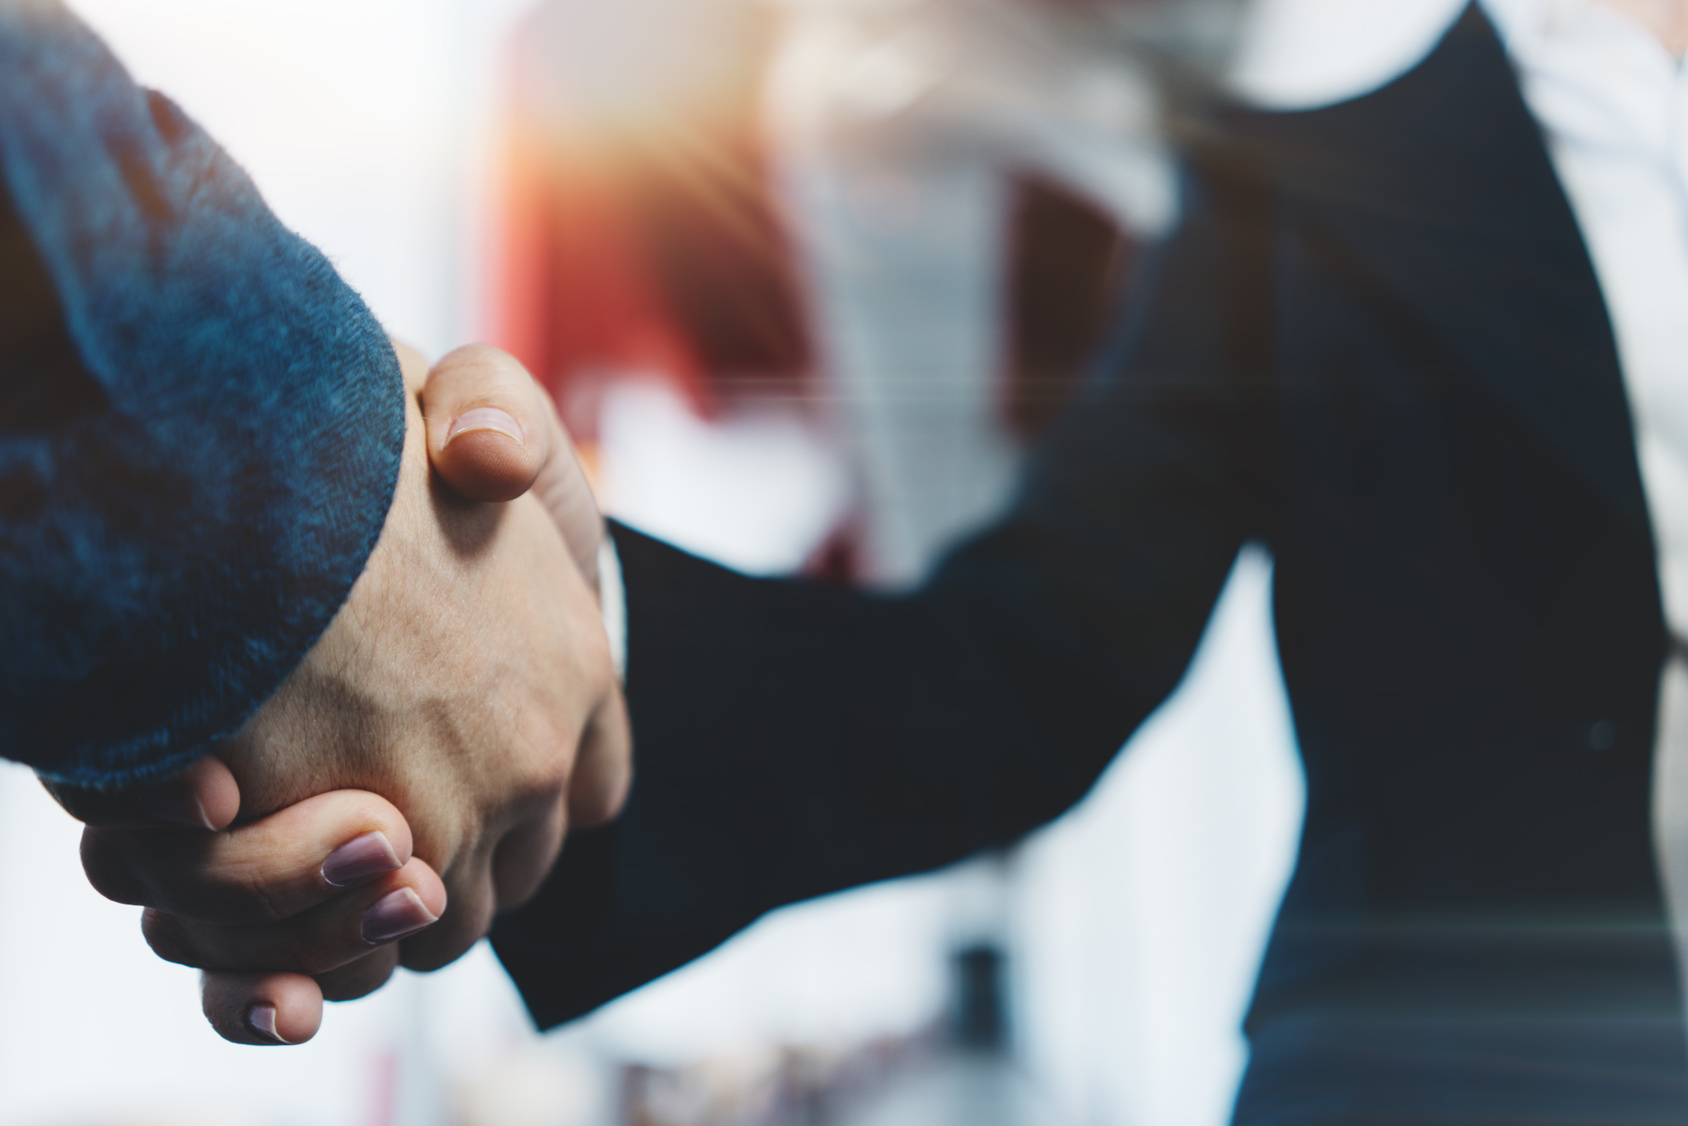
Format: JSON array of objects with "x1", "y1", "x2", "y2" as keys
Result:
[{"x1": 495, "y1": 7, "x2": 1688, "y2": 1119}]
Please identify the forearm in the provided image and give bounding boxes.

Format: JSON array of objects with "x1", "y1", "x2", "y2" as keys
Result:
[
  {"x1": 0, "y1": 0, "x2": 404, "y2": 788},
  {"x1": 494, "y1": 510, "x2": 1228, "y2": 1027},
  {"x1": 491, "y1": 155, "x2": 1275, "y2": 1025}
]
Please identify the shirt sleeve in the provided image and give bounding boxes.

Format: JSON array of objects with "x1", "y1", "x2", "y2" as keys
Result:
[
  {"x1": 598, "y1": 536, "x2": 627, "y2": 682},
  {"x1": 0, "y1": 0, "x2": 405, "y2": 789}
]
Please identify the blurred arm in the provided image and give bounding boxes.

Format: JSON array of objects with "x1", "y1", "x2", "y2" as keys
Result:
[{"x1": 492, "y1": 151, "x2": 1276, "y2": 1027}]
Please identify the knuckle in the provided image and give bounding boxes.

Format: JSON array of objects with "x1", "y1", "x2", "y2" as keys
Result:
[
  {"x1": 571, "y1": 782, "x2": 619, "y2": 829},
  {"x1": 282, "y1": 929, "x2": 339, "y2": 978},
  {"x1": 514, "y1": 770, "x2": 569, "y2": 827},
  {"x1": 232, "y1": 865, "x2": 292, "y2": 926},
  {"x1": 317, "y1": 949, "x2": 397, "y2": 1002},
  {"x1": 141, "y1": 910, "x2": 203, "y2": 968},
  {"x1": 399, "y1": 915, "x2": 482, "y2": 974},
  {"x1": 80, "y1": 831, "x2": 145, "y2": 905}
]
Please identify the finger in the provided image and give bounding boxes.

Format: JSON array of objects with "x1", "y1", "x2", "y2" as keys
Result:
[
  {"x1": 425, "y1": 345, "x2": 605, "y2": 588},
  {"x1": 568, "y1": 690, "x2": 633, "y2": 830},
  {"x1": 143, "y1": 857, "x2": 445, "y2": 975},
  {"x1": 202, "y1": 971, "x2": 323, "y2": 1046},
  {"x1": 491, "y1": 800, "x2": 567, "y2": 913},
  {"x1": 82, "y1": 790, "x2": 414, "y2": 922},
  {"x1": 44, "y1": 755, "x2": 241, "y2": 830},
  {"x1": 397, "y1": 849, "x2": 498, "y2": 974},
  {"x1": 529, "y1": 384, "x2": 604, "y2": 593},
  {"x1": 424, "y1": 344, "x2": 552, "y2": 502},
  {"x1": 156, "y1": 756, "x2": 241, "y2": 829},
  {"x1": 314, "y1": 946, "x2": 401, "y2": 1003}
]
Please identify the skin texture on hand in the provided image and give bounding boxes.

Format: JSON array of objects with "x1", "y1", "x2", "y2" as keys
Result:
[
  {"x1": 60, "y1": 343, "x2": 629, "y2": 1044},
  {"x1": 222, "y1": 342, "x2": 624, "y2": 955},
  {"x1": 424, "y1": 344, "x2": 605, "y2": 595}
]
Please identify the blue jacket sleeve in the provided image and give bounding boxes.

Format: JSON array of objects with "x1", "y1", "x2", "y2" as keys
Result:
[{"x1": 0, "y1": 0, "x2": 405, "y2": 788}]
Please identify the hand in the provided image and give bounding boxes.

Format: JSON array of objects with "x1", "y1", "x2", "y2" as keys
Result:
[
  {"x1": 55, "y1": 755, "x2": 444, "y2": 1042},
  {"x1": 53, "y1": 344, "x2": 627, "y2": 1043},
  {"x1": 423, "y1": 344, "x2": 605, "y2": 593}
]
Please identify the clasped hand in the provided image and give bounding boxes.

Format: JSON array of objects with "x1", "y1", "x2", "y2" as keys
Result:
[{"x1": 48, "y1": 343, "x2": 626, "y2": 1045}]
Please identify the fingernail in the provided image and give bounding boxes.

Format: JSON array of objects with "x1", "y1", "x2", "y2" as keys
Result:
[
  {"x1": 446, "y1": 407, "x2": 522, "y2": 446},
  {"x1": 321, "y1": 831, "x2": 402, "y2": 888},
  {"x1": 139, "y1": 783, "x2": 213, "y2": 830},
  {"x1": 248, "y1": 1003, "x2": 289, "y2": 1044},
  {"x1": 362, "y1": 887, "x2": 438, "y2": 945}
]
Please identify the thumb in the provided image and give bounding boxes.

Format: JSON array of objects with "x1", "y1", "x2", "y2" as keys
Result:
[
  {"x1": 423, "y1": 344, "x2": 552, "y2": 503},
  {"x1": 424, "y1": 345, "x2": 604, "y2": 591}
]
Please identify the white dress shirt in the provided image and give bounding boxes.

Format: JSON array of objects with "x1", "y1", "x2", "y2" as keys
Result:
[{"x1": 1233, "y1": 0, "x2": 1688, "y2": 979}]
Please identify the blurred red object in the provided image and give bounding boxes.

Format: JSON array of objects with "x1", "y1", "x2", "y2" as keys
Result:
[{"x1": 491, "y1": 0, "x2": 810, "y2": 441}]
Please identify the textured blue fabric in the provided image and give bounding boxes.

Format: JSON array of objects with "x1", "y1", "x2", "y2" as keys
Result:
[{"x1": 0, "y1": 0, "x2": 405, "y2": 788}]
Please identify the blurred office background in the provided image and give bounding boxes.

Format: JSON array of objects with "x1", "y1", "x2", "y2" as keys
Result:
[{"x1": 0, "y1": 1, "x2": 1303, "y2": 1123}]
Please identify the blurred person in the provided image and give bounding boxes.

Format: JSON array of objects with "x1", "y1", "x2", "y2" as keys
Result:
[
  {"x1": 0, "y1": 0, "x2": 629, "y2": 1045},
  {"x1": 765, "y1": 2, "x2": 1216, "y2": 1113},
  {"x1": 767, "y1": 0, "x2": 1186, "y2": 585},
  {"x1": 495, "y1": 14, "x2": 1207, "y2": 1120},
  {"x1": 96, "y1": 0, "x2": 1688, "y2": 1119},
  {"x1": 503, "y1": 0, "x2": 1189, "y2": 1086},
  {"x1": 502, "y1": 4, "x2": 1688, "y2": 1118}
]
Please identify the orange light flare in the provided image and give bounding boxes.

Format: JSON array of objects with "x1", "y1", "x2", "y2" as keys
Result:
[{"x1": 485, "y1": 0, "x2": 811, "y2": 444}]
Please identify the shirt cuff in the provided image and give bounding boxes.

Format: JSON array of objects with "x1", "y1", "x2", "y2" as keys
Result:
[{"x1": 598, "y1": 534, "x2": 628, "y2": 682}]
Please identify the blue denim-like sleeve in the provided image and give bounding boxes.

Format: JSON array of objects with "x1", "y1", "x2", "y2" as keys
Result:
[{"x1": 0, "y1": 0, "x2": 405, "y2": 788}]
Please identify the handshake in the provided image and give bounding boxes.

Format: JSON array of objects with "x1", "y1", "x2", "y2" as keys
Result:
[{"x1": 47, "y1": 342, "x2": 630, "y2": 1047}]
